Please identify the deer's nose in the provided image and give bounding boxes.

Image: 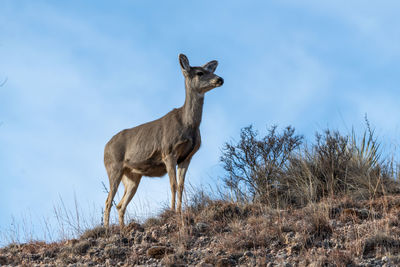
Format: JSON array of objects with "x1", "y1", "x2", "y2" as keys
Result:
[{"x1": 216, "y1": 77, "x2": 224, "y2": 86}]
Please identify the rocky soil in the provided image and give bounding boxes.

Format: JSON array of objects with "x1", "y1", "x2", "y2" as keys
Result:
[{"x1": 2, "y1": 195, "x2": 400, "y2": 266}]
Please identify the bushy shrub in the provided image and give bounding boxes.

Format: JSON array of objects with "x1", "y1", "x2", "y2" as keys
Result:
[
  {"x1": 221, "y1": 124, "x2": 400, "y2": 208},
  {"x1": 220, "y1": 125, "x2": 303, "y2": 205}
]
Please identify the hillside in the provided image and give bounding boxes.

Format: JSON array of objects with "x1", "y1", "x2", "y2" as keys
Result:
[
  {"x1": 2, "y1": 125, "x2": 400, "y2": 266},
  {"x1": 2, "y1": 194, "x2": 400, "y2": 266}
]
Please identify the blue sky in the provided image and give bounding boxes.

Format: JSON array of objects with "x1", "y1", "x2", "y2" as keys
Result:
[{"x1": 1, "y1": 1, "x2": 400, "y2": 242}]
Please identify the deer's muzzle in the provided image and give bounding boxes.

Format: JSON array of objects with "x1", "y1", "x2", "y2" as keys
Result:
[{"x1": 215, "y1": 77, "x2": 224, "y2": 86}]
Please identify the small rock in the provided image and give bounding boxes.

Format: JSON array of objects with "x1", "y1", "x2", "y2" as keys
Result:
[{"x1": 146, "y1": 246, "x2": 173, "y2": 259}]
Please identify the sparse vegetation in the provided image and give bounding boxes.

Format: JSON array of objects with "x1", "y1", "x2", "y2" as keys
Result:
[
  {"x1": 2, "y1": 122, "x2": 400, "y2": 266},
  {"x1": 221, "y1": 122, "x2": 400, "y2": 208},
  {"x1": 2, "y1": 195, "x2": 400, "y2": 266}
]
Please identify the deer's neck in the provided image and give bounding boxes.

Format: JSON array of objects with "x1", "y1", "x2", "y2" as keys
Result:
[{"x1": 182, "y1": 85, "x2": 204, "y2": 128}]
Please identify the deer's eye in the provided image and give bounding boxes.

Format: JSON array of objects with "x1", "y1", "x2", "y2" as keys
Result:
[{"x1": 196, "y1": 72, "x2": 204, "y2": 76}]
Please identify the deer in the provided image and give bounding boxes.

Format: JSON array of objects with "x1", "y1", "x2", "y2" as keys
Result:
[{"x1": 103, "y1": 54, "x2": 224, "y2": 228}]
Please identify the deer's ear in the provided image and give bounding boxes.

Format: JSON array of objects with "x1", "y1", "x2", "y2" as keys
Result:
[
  {"x1": 179, "y1": 54, "x2": 191, "y2": 74},
  {"x1": 202, "y1": 60, "x2": 218, "y2": 73}
]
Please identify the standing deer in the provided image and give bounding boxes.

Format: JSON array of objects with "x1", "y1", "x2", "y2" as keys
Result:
[{"x1": 104, "y1": 54, "x2": 224, "y2": 227}]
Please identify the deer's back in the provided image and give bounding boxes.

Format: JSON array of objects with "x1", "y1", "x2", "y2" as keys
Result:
[{"x1": 104, "y1": 108, "x2": 200, "y2": 177}]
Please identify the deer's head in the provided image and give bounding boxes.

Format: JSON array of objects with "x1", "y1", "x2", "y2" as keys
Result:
[{"x1": 179, "y1": 54, "x2": 224, "y2": 95}]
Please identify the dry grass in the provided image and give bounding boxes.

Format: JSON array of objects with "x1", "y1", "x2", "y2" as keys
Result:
[{"x1": 3, "y1": 194, "x2": 400, "y2": 265}]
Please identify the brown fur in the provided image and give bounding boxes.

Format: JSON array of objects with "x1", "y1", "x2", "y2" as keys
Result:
[{"x1": 104, "y1": 54, "x2": 224, "y2": 227}]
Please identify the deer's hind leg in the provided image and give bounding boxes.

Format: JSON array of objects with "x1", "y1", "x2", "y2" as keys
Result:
[
  {"x1": 116, "y1": 172, "x2": 142, "y2": 227},
  {"x1": 104, "y1": 163, "x2": 123, "y2": 228}
]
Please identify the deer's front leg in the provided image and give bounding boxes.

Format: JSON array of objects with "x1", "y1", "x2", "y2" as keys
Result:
[
  {"x1": 164, "y1": 155, "x2": 177, "y2": 211},
  {"x1": 177, "y1": 159, "x2": 191, "y2": 213}
]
